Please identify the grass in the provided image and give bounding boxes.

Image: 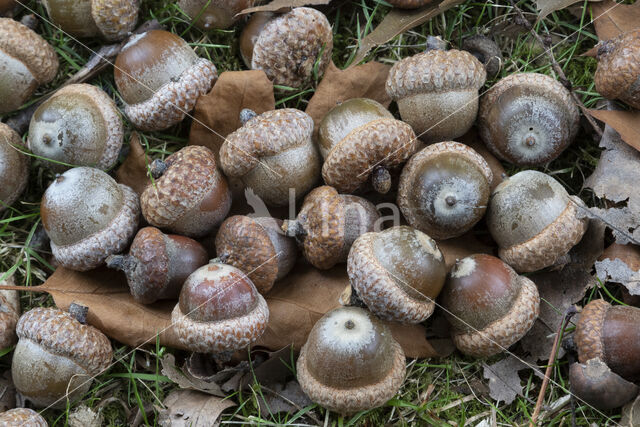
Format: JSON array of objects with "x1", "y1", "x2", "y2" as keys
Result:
[{"x1": 0, "y1": 0, "x2": 629, "y2": 425}]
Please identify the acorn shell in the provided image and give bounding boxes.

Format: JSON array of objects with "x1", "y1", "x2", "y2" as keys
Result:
[
  {"x1": 91, "y1": 0, "x2": 139, "y2": 41},
  {"x1": 42, "y1": 0, "x2": 100, "y2": 38},
  {"x1": 0, "y1": 408, "x2": 48, "y2": 426},
  {"x1": 478, "y1": 73, "x2": 579, "y2": 166},
  {"x1": 179, "y1": 0, "x2": 252, "y2": 30},
  {"x1": 595, "y1": 29, "x2": 640, "y2": 109},
  {"x1": 0, "y1": 123, "x2": 29, "y2": 212},
  {"x1": 251, "y1": 7, "x2": 333, "y2": 88},
  {"x1": 28, "y1": 84, "x2": 123, "y2": 172},
  {"x1": 397, "y1": 141, "x2": 492, "y2": 240},
  {"x1": 570, "y1": 358, "x2": 639, "y2": 411}
]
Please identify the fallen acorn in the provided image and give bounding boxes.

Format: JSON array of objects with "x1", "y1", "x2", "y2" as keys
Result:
[
  {"x1": 178, "y1": 0, "x2": 252, "y2": 30},
  {"x1": 594, "y1": 29, "x2": 640, "y2": 109},
  {"x1": 0, "y1": 408, "x2": 48, "y2": 426},
  {"x1": 570, "y1": 358, "x2": 639, "y2": 411}
]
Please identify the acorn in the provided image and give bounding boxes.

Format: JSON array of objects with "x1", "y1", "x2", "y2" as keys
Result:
[
  {"x1": 486, "y1": 170, "x2": 588, "y2": 273},
  {"x1": 594, "y1": 29, "x2": 640, "y2": 109},
  {"x1": 106, "y1": 227, "x2": 209, "y2": 304},
  {"x1": 0, "y1": 408, "x2": 48, "y2": 426},
  {"x1": 347, "y1": 226, "x2": 446, "y2": 324},
  {"x1": 0, "y1": 18, "x2": 59, "y2": 114},
  {"x1": 386, "y1": 48, "x2": 486, "y2": 143},
  {"x1": 41, "y1": 0, "x2": 139, "y2": 41},
  {"x1": 178, "y1": 0, "x2": 252, "y2": 30},
  {"x1": 397, "y1": 141, "x2": 493, "y2": 240},
  {"x1": 478, "y1": 73, "x2": 579, "y2": 166},
  {"x1": 220, "y1": 108, "x2": 320, "y2": 207},
  {"x1": 296, "y1": 306, "x2": 406, "y2": 415},
  {"x1": 171, "y1": 262, "x2": 269, "y2": 355},
  {"x1": 0, "y1": 276, "x2": 19, "y2": 349},
  {"x1": 12, "y1": 307, "x2": 112, "y2": 408},
  {"x1": 28, "y1": 84, "x2": 123, "y2": 172},
  {"x1": 114, "y1": 30, "x2": 218, "y2": 131},
  {"x1": 319, "y1": 98, "x2": 419, "y2": 194},
  {"x1": 461, "y1": 35, "x2": 503, "y2": 78},
  {"x1": 575, "y1": 299, "x2": 640, "y2": 381},
  {"x1": 441, "y1": 254, "x2": 540, "y2": 357},
  {"x1": 215, "y1": 216, "x2": 296, "y2": 294},
  {"x1": 141, "y1": 146, "x2": 231, "y2": 238},
  {"x1": 570, "y1": 358, "x2": 639, "y2": 411},
  {"x1": 240, "y1": 7, "x2": 333, "y2": 88},
  {"x1": 283, "y1": 186, "x2": 379, "y2": 270},
  {"x1": 387, "y1": 0, "x2": 430, "y2": 8},
  {"x1": 0, "y1": 123, "x2": 29, "y2": 213},
  {"x1": 41, "y1": 167, "x2": 140, "y2": 271}
]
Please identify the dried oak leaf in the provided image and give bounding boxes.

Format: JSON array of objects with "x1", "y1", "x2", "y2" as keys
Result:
[
  {"x1": 161, "y1": 354, "x2": 229, "y2": 397},
  {"x1": 115, "y1": 133, "x2": 151, "y2": 196},
  {"x1": 595, "y1": 243, "x2": 640, "y2": 296},
  {"x1": 352, "y1": 0, "x2": 466, "y2": 65},
  {"x1": 591, "y1": 0, "x2": 640, "y2": 41},
  {"x1": 483, "y1": 355, "x2": 539, "y2": 404},
  {"x1": 588, "y1": 109, "x2": 640, "y2": 152},
  {"x1": 189, "y1": 70, "x2": 275, "y2": 161},
  {"x1": 536, "y1": 0, "x2": 603, "y2": 21},
  {"x1": 257, "y1": 380, "x2": 312, "y2": 416},
  {"x1": 158, "y1": 389, "x2": 234, "y2": 427}
]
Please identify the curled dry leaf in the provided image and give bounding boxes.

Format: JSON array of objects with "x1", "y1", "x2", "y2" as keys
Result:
[
  {"x1": 239, "y1": 0, "x2": 331, "y2": 14},
  {"x1": 588, "y1": 109, "x2": 640, "y2": 153},
  {"x1": 189, "y1": 70, "x2": 275, "y2": 161},
  {"x1": 161, "y1": 354, "x2": 228, "y2": 397},
  {"x1": 595, "y1": 243, "x2": 640, "y2": 296},
  {"x1": 158, "y1": 389, "x2": 234, "y2": 427},
  {"x1": 115, "y1": 133, "x2": 151, "y2": 196},
  {"x1": 483, "y1": 355, "x2": 540, "y2": 405},
  {"x1": 591, "y1": 0, "x2": 640, "y2": 41}
]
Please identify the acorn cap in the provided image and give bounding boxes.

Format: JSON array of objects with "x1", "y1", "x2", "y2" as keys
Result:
[
  {"x1": 171, "y1": 263, "x2": 269, "y2": 354},
  {"x1": 0, "y1": 276, "x2": 19, "y2": 350},
  {"x1": 16, "y1": 307, "x2": 112, "y2": 375},
  {"x1": 91, "y1": 0, "x2": 139, "y2": 41},
  {"x1": 575, "y1": 299, "x2": 610, "y2": 365},
  {"x1": 0, "y1": 408, "x2": 48, "y2": 426},
  {"x1": 570, "y1": 358, "x2": 639, "y2": 411},
  {"x1": 386, "y1": 49, "x2": 486, "y2": 100},
  {"x1": 251, "y1": 7, "x2": 333, "y2": 88},
  {"x1": 28, "y1": 83, "x2": 123, "y2": 171},
  {"x1": 595, "y1": 29, "x2": 640, "y2": 109},
  {"x1": 478, "y1": 73, "x2": 579, "y2": 165},
  {"x1": 397, "y1": 141, "x2": 493, "y2": 240},
  {"x1": 220, "y1": 108, "x2": 314, "y2": 177},
  {"x1": 216, "y1": 216, "x2": 295, "y2": 294},
  {"x1": 0, "y1": 18, "x2": 58, "y2": 85},
  {"x1": 322, "y1": 118, "x2": 418, "y2": 194},
  {"x1": 0, "y1": 123, "x2": 29, "y2": 212},
  {"x1": 296, "y1": 306, "x2": 406, "y2": 415},
  {"x1": 347, "y1": 226, "x2": 447, "y2": 324},
  {"x1": 387, "y1": 0, "x2": 430, "y2": 8}
]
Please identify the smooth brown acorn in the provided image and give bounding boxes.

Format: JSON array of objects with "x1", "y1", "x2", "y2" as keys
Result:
[
  {"x1": 594, "y1": 29, "x2": 640, "y2": 109},
  {"x1": 178, "y1": 0, "x2": 252, "y2": 30}
]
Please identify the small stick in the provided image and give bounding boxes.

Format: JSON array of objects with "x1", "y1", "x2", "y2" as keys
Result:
[
  {"x1": 508, "y1": 1, "x2": 603, "y2": 139},
  {"x1": 529, "y1": 306, "x2": 578, "y2": 426}
]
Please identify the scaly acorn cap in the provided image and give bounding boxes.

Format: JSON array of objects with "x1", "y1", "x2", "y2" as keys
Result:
[
  {"x1": 91, "y1": 0, "x2": 139, "y2": 41},
  {"x1": 0, "y1": 408, "x2": 48, "y2": 426},
  {"x1": 595, "y1": 29, "x2": 640, "y2": 109},
  {"x1": 16, "y1": 307, "x2": 112, "y2": 375},
  {"x1": 251, "y1": 7, "x2": 333, "y2": 88},
  {"x1": 0, "y1": 276, "x2": 19, "y2": 350},
  {"x1": 386, "y1": 49, "x2": 486, "y2": 100},
  {"x1": 0, "y1": 123, "x2": 29, "y2": 212},
  {"x1": 321, "y1": 118, "x2": 418, "y2": 194}
]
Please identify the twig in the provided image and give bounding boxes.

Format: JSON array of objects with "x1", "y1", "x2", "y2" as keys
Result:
[
  {"x1": 509, "y1": 1, "x2": 603, "y2": 139},
  {"x1": 529, "y1": 306, "x2": 578, "y2": 426},
  {"x1": 4, "y1": 19, "x2": 162, "y2": 134}
]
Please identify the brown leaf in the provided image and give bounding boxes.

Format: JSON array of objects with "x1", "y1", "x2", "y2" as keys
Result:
[
  {"x1": 536, "y1": 0, "x2": 602, "y2": 21},
  {"x1": 483, "y1": 355, "x2": 539, "y2": 404},
  {"x1": 158, "y1": 389, "x2": 234, "y2": 427},
  {"x1": 352, "y1": 0, "x2": 465, "y2": 65},
  {"x1": 305, "y1": 61, "x2": 391, "y2": 141},
  {"x1": 161, "y1": 354, "x2": 227, "y2": 397},
  {"x1": 588, "y1": 109, "x2": 640, "y2": 152},
  {"x1": 591, "y1": 0, "x2": 640, "y2": 41},
  {"x1": 115, "y1": 133, "x2": 151, "y2": 196},
  {"x1": 595, "y1": 243, "x2": 640, "y2": 295},
  {"x1": 257, "y1": 381, "x2": 312, "y2": 416},
  {"x1": 189, "y1": 70, "x2": 275, "y2": 162},
  {"x1": 239, "y1": 0, "x2": 331, "y2": 14}
]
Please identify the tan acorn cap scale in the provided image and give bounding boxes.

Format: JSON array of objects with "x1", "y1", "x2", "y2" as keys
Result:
[
  {"x1": 0, "y1": 276, "x2": 20, "y2": 350},
  {"x1": 106, "y1": 227, "x2": 209, "y2": 304},
  {"x1": 0, "y1": 18, "x2": 59, "y2": 114},
  {"x1": 141, "y1": 146, "x2": 231, "y2": 237},
  {"x1": 12, "y1": 307, "x2": 113, "y2": 408},
  {"x1": 220, "y1": 108, "x2": 320, "y2": 207},
  {"x1": 0, "y1": 123, "x2": 29, "y2": 213},
  {"x1": 319, "y1": 98, "x2": 418, "y2": 194},
  {"x1": 595, "y1": 29, "x2": 640, "y2": 109},
  {"x1": 347, "y1": 226, "x2": 447, "y2": 324},
  {"x1": 0, "y1": 408, "x2": 48, "y2": 426},
  {"x1": 215, "y1": 216, "x2": 296, "y2": 294},
  {"x1": 570, "y1": 358, "x2": 639, "y2": 411},
  {"x1": 114, "y1": 30, "x2": 218, "y2": 131},
  {"x1": 28, "y1": 84, "x2": 123, "y2": 172},
  {"x1": 179, "y1": 0, "x2": 252, "y2": 30},
  {"x1": 478, "y1": 73, "x2": 579, "y2": 166},
  {"x1": 240, "y1": 7, "x2": 333, "y2": 88},
  {"x1": 171, "y1": 262, "x2": 269, "y2": 355},
  {"x1": 42, "y1": 0, "x2": 139, "y2": 41},
  {"x1": 386, "y1": 48, "x2": 486, "y2": 143},
  {"x1": 398, "y1": 141, "x2": 493, "y2": 240},
  {"x1": 282, "y1": 186, "x2": 379, "y2": 270},
  {"x1": 575, "y1": 299, "x2": 640, "y2": 381},
  {"x1": 41, "y1": 167, "x2": 140, "y2": 271},
  {"x1": 296, "y1": 306, "x2": 406, "y2": 415},
  {"x1": 487, "y1": 170, "x2": 588, "y2": 273},
  {"x1": 441, "y1": 254, "x2": 540, "y2": 357}
]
